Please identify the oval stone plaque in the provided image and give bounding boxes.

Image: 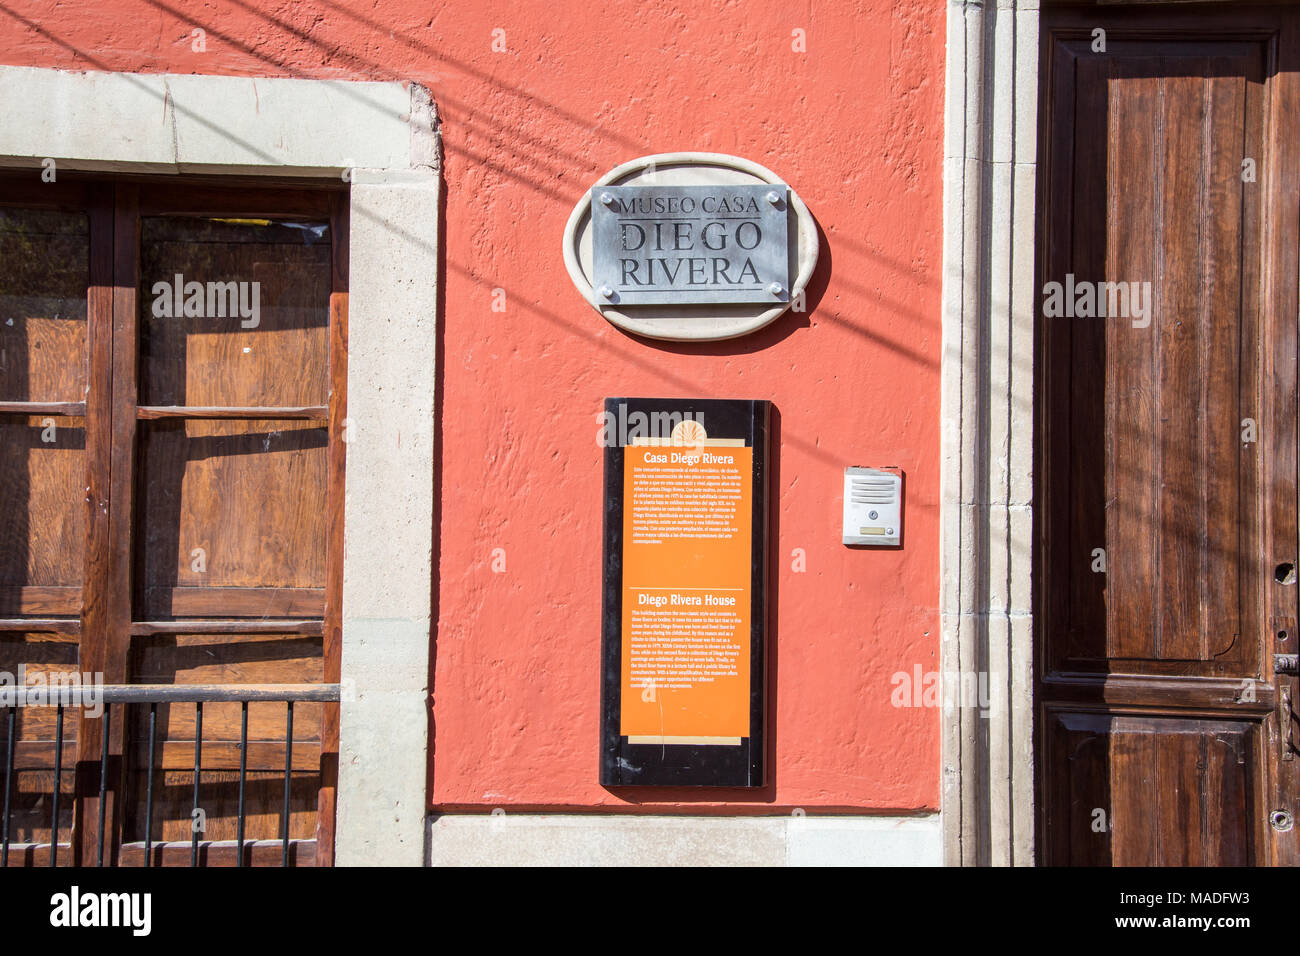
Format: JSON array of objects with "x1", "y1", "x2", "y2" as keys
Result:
[{"x1": 562, "y1": 152, "x2": 818, "y2": 342}]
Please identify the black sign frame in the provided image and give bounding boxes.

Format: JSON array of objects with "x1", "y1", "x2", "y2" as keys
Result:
[{"x1": 599, "y1": 397, "x2": 770, "y2": 788}]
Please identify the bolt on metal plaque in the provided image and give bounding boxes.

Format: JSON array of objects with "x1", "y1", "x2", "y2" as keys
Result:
[{"x1": 591, "y1": 184, "x2": 791, "y2": 306}]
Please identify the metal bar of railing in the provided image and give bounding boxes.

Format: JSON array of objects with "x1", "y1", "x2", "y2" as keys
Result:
[
  {"x1": 0, "y1": 684, "x2": 340, "y2": 868},
  {"x1": 0, "y1": 684, "x2": 340, "y2": 706},
  {"x1": 282, "y1": 701, "x2": 293, "y2": 868},
  {"x1": 97, "y1": 702, "x2": 109, "y2": 867},
  {"x1": 237, "y1": 702, "x2": 248, "y2": 868},
  {"x1": 144, "y1": 703, "x2": 156, "y2": 868},
  {"x1": 2, "y1": 706, "x2": 12, "y2": 867},
  {"x1": 50, "y1": 706, "x2": 62, "y2": 867},
  {"x1": 191, "y1": 701, "x2": 202, "y2": 868}
]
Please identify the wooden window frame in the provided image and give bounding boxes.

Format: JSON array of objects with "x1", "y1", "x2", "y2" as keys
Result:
[{"x1": 0, "y1": 172, "x2": 348, "y2": 866}]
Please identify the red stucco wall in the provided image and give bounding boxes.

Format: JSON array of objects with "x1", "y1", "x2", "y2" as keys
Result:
[{"x1": 0, "y1": 0, "x2": 946, "y2": 812}]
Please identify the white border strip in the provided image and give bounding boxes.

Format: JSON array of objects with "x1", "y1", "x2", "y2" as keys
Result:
[
  {"x1": 939, "y1": 0, "x2": 1039, "y2": 866},
  {"x1": 0, "y1": 66, "x2": 415, "y2": 174},
  {"x1": 429, "y1": 813, "x2": 942, "y2": 867}
]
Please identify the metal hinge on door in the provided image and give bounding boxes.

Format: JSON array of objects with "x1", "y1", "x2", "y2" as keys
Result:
[
  {"x1": 1276, "y1": 654, "x2": 1298, "y2": 763},
  {"x1": 1282, "y1": 684, "x2": 1296, "y2": 762}
]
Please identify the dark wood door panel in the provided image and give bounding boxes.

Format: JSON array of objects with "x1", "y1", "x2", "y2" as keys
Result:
[
  {"x1": 0, "y1": 416, "x2": 88, "y2": 603},
  {"x1": 137, "y1": 216, "x2": 330, "y2": 409},
  {"x1": 1042, "y1": 709, "x2": 1260, "y2": 865},
  {"x1": 1041, "y1": 34, "x2": 1267, "y2": 678},
  {"x1": 0, "y1": 207, "x2": 93, "y2": 618},
  {"x1": 0, "y1": 206, "x2": 90, "y2": 405},
  {"x1": 1036, "y1": 5, "x2": 1300, "y2": 866}
]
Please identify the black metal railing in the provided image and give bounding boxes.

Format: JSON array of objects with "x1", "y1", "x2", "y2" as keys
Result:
[{"x1": 0, "y1": 683, "x2": 339, "y2": 868}]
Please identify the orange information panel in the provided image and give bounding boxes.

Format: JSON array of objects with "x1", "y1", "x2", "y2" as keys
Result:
[
  {"x1": 600, "y1": 397, "x2": 768, "y2": 787},
  {"x1": 620, "y1": 444, "x2": 753, "y2": 740}
]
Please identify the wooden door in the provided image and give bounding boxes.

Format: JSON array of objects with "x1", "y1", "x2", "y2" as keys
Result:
[
  {"x1": 1036, "y1": 5, "x2": 1300, "y2": 865},
  {"x1": 0, "y1": 176, "x2": 346, "y2": 866}
]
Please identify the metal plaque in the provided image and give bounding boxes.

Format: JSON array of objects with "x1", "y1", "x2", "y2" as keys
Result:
[{"x1": 591, "y1": 184, "x2": 791, "y2": 306}]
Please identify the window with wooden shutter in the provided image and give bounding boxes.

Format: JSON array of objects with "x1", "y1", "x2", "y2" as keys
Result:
[{"x1": 0, "y1": 175, "x2": 346, "y2": 867}]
